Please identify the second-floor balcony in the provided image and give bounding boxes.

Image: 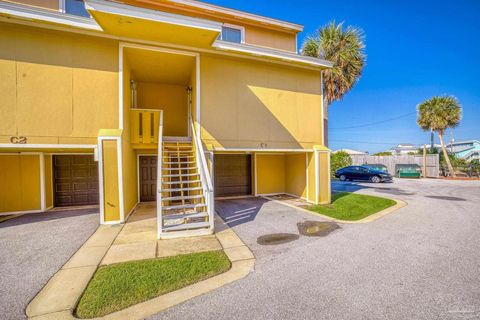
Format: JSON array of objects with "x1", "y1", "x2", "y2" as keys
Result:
[{"x1": 130, "y1": 109, "x2": 161, "y2": 148}]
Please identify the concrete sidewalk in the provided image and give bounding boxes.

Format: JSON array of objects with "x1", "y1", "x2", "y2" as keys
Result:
[{"x1": 26, "y1": 202, "x2": 255, "y2": 319}]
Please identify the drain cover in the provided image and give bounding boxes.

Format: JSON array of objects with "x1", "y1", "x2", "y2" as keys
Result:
[
  {"x1": 297, "y1": 221, "x2": 340, "y2": 237},
  {"x1": 257, "y1": 233, "x2": 299, "y2": 245}
]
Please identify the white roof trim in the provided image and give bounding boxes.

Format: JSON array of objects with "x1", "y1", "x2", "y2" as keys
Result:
[
  {"x1": 0, "y1": 143, "x2": 97, "y2": 149},
  {"x1": 213, "y1": 147, "x2": 314, "y2": 153},
  {"x1": 85, "y1": 0, "x2": 222, "y2": 33},
  {"x1": 164, "y1": 0, "x2": 303, "y2": 32},
  {"x1": 212, "y1": 40, "x2": 333, "y2": 68},
  {"x1": 0, "y1": 1, "x2": 101, "y2": 31}
]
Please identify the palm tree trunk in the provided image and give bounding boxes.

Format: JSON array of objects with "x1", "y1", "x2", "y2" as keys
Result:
[
  {"x1": 438, "y1": 132, "x2": 456, "y2": 177},
  {"x1": 323, "y1": 97, "x2": 328, "y2": 147}
]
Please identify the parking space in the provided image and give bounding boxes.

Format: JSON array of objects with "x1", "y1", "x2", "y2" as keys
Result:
[
  {"x1": 152, "y1": 179, "x2": 480, "y2": 320},
  {"x1": 0, "y1": 208, "x2": 99, "y2": 319}
]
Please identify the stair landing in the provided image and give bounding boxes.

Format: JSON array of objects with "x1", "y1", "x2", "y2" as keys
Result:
[{"x1": 101, "y1": 202, "x2": 220, "y2": 265}]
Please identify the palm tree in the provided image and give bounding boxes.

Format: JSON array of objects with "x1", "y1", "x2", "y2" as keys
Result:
[
  {"x1": 301, "y1": 21, "x2": 366, "y2": 146},
  {"x1": 417, "y1": 96, "x2": 462, "y2": 177}
]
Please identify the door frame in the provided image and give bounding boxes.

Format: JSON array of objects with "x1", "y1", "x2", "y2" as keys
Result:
[{"x1": 137, "y1": 154, "x2": 158, "y2": 202}]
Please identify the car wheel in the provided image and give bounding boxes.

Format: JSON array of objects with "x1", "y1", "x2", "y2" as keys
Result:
[
  {"x1": 371, "y1": 175, "x2": 381, "y2": 183},
  {"x1": 339, "y1": 175, "x2": 347, "y2": 181}
]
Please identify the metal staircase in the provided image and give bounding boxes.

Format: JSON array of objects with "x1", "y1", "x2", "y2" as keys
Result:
[{"x1": 156, "y1": 117, "x2": 214, "y2": 239}]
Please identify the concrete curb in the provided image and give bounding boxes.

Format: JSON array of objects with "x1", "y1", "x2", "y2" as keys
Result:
[
  {"x1": 263, "y1": 196, "x2": 408, "y2": 224},
  {"x1": 27, "y1": 218, "x2": 254, "y2": 320}
]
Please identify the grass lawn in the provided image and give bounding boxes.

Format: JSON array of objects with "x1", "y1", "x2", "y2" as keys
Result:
[
  {"x1": 307, "y1": 192, "x2": 396, "y2": 221},
  {"x1": 75, "y1": 250, "x2": 231, "y2": 318}
]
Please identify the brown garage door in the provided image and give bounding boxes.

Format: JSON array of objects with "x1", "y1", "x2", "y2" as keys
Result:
[
  {"x1": 139, "y1": 156, "x2": 157, "y2": 202},
  {"x1": 214, "y1": 154, "x2": 252, "y2": 197},
  {"x1": 53, "y1": 155, "x2": 99, "y2": 207}
]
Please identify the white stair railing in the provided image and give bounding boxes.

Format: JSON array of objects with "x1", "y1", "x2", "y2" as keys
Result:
[
  {"x1": 190, "y1": 117, "x2": 214, "y2": 231},
  {"x1": 156, "y1": 110, "x2": 164, "y2": 239}
]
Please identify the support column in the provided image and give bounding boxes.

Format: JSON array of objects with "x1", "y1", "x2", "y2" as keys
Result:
[
  {"x1": 98, "y1": 129, "x2": 124, "y2": 224},
  {"x1": 314, "y1": 145, "x2": 331, "y2": 205}
]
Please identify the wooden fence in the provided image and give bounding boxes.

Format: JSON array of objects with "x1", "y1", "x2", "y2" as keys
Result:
[{"x1": 350, "y1": 154, "x2": 440, "y2": 178}]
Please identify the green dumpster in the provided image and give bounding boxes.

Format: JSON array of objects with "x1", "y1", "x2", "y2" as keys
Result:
[{"x1": 395, "y1": 164, "x2": 421, "y2": 178}]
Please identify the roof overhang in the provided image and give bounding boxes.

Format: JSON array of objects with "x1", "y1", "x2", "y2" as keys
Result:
[
  {"x1": 212, "y1": 40, "x2": 333, "y2": 69},
  {"x1": 128, "y1": 0, "x2": 304, "y2": 33},
  {"x1": 0, "y1": 1, "x2": 101, "y2": 31},
  {"x1": 85, "y1": 0, "x2": 222, "y2": 48}
]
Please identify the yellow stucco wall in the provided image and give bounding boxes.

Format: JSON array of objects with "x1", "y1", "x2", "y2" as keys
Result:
[
  {"x1": 0, "y1": 22, "x2": 118, "y2": 145},
  {"x1": 119, "y1": 1, "x2": 297, "y2": 52},
  {"x1": 8, "y1": 0, "x2": 59, "y2": 10},
  {"x1": 306, "y1": 152, "x2": 316, "y2": 203},
  {"x1": 0, "y1": 154, "x2": 41, "y2": 213},
  {"x1": 122, "y1": 58, "x2": 139, "y2": 218},
  {"x1": 285, "y1": 153, "x2": 307, "y2": 198},
  {"x1": 256, "y1": 154, "x2": 285, "y2": 194},
  {"x1": 44, "y1": 154, "x2": 53, "y2": 209},
  {"x1": 102, "y1": 140, "x2": 120, "y2": 222},
  {"x1": 245, "y1": 26, "x2": 297, "y2": 53},
  {"x1": 201, "y1": 55, "x2": 323, "y2": 150},
  {"x1": 317, "y1": 151, "x2": 331, "y2": 204},
  {"x1": 136, "y1": 82, "x2": 188, "y2": 136}
]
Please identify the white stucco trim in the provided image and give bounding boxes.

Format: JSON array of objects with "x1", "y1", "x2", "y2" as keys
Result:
[
  {"x1": 212, "y1": 40, "x2": 333, "y2": 68},
  {"x1": 0, "y1": 143, "x2": 97, "y2": 150},
  {"x1": 84, "y1": 0, "x2": 222, "y2": 32},
  {"x1": 0, "y1": 16, "x2": 328, "y2": 72},
  {"x1": 39, "y1": 153, "x2": 46, "y2": 211},
  {"x1": 0, "y1": 1, "x2": 101, "y2": 30},
  {"x1": 314, "y1": 150, "x2": 319, "y2": 204},
  {"x1": 164, "y1": 0, "x2": 303, "y2": 32}
]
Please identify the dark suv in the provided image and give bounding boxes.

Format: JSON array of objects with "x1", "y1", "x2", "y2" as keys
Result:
[{"x1": 335, "y1": 165, "x2": 393, "y2": 183}]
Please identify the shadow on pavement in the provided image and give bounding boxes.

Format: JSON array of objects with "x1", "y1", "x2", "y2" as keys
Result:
[
  {"x1": 0, "y1": 207, "x2": 98, "y2": 229},
  {"x1": 215, "y1": 197, "x2": 268, "y2": 228}
]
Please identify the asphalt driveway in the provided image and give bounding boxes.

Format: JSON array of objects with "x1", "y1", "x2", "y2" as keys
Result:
[
  {"x1": 0, "y1": 208, "x2": 99, "y2": 320},
  {"x1": 152, "y1": 178, "x2": 480, "y2": 320}
]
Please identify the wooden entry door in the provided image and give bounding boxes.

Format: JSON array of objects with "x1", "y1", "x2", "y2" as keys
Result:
[
  {"x1": 214, "y1": 154, "x2": 252, "y2": 197},
  {"x1": 139, "y1": 156, "x2": 157, "y2": 202},
  {"x1": 53, "y1": 155, "x2": 99, "y2": 207}
]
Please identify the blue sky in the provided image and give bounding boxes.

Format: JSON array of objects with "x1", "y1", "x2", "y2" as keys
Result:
[{"x1": 206, "y1": 0, "x2": 480, "y2": 153}]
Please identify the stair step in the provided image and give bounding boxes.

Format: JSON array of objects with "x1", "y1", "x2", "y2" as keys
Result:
[
  {"x1": 163, "y1": 203, "x2": 206, "y2": 211},
  {"x1": 163, "y1": 186, "x2": 202, "y2": 192},
  {"x1": 163, "y1": 146, "x2": 192, "y2": 149},
  {"x1": 164, "y1": 151, "x2": 193, "y2": 153},
  {"x1": 163, "y1": 194, "x2": 203, "y2": 201},
  {"x1": 162, "y1": 211, "x2": 208, "y2": 220},
  {"x1": 163, "y1": 161, "x2": 196, "y2": 165},
  {"x1": 163, "y1": 173, "x2": 199, "y2": 178},
  {"x1": 163, "y1": 155, "x2": 195, "y2": 159},
  {"x1": 162, "y1": 221, "x2": 210, "y2": 232},
  {"x1": 162, "y1": 179, "x2": 201, "y2": 185},
  {"x1": 163, "y1": 167, "x2": 197, "y2": 171}
]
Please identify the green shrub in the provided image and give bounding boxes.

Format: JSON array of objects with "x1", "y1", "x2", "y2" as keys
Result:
[{"x1": 331, "y1": 151, "x2": 352, "y2": 177}]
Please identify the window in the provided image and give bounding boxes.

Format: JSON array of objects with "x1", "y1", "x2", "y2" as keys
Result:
[
  {"x1": 62, "y1": 0, "x2": 90, "y2": 18},
  {"x1": 220, "y1": 25, "x2": 244, "y2": 43}
]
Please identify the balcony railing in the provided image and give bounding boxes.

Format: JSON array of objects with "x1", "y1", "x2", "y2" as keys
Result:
[{"x1": 130, "y1": 109, "x2": 161, "y2": 145}]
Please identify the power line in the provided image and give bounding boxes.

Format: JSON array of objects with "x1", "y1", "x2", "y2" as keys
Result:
[
  {"x1": 330, "y1": 111, "x2": 416, "y2": 130},
  {"x1": 330, "y1": 139, "x2": 427, "y2": 145}
]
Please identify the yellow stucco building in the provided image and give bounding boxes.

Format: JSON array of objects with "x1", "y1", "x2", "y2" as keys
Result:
[{"x1": 0, "y1": 0, "x2": 332, "y2": 237}]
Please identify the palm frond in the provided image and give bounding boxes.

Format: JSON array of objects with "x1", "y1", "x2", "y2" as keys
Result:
[{"x1": 302, "y1": 21, "x2": 366, "y2": 105}]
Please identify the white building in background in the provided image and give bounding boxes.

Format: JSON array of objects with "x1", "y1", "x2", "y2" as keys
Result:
[{"x1": 335, "y1": 149, "x2": 369, "y2": 155}]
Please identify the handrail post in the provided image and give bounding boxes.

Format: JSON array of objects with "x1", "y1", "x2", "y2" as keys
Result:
[
  {"x1": 189, "y1": 116, "x2": 215, "y2": 232},
  {"x1": 156, "y1": 110, "x2": 164, "y2": 239}
]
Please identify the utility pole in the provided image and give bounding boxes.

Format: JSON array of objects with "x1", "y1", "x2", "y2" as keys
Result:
[{"x1": 423, "y1": 144, "x2": 427, "y2": 178}]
